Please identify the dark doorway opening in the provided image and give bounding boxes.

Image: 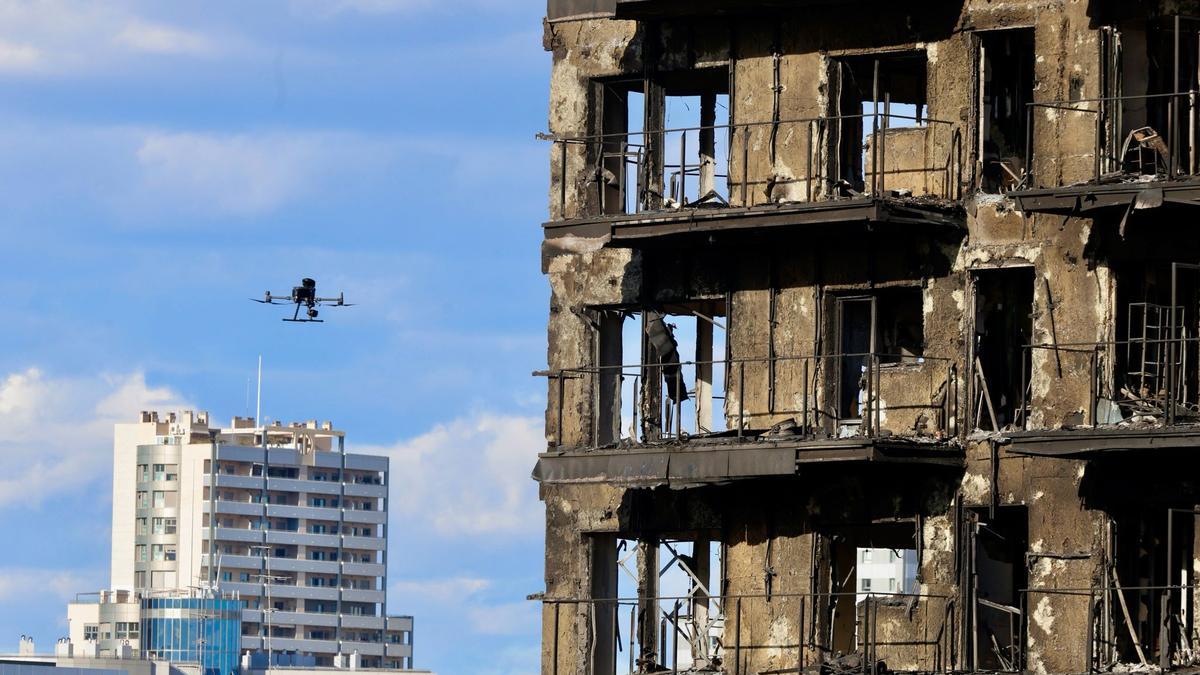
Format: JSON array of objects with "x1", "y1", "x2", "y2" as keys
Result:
[
  {"x1": 979, "y1": 29, "x2": 1035, "y2": 192},
  {"x1": 972, "y1": 268, "x2": 1034, "y2": 430},
  {"x1": 971, "y1": 506, "x2": 1028, "y2": 671}
]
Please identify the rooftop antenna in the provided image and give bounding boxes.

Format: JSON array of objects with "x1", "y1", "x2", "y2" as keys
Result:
[{"x1": 256, "y1": 355, "x2": 263, "y2": 426}]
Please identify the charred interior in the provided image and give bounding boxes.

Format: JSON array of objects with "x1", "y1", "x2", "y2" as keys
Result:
[{"x1": 535, "y1": 1, "x2": 1200, "y2": 674}]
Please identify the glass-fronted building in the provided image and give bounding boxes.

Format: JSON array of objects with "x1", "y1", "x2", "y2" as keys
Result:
[{"x1": 141, "y1": 595, "x2": 241, "y2": 675}]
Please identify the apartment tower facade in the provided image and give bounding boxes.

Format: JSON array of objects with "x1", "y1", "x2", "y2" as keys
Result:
[
  {"x1": 536, "y1": 1, "x2": 1200, "y2": 673},
  {"x1": 110, "y1": 411, "x2": 414, "y2": 670}
]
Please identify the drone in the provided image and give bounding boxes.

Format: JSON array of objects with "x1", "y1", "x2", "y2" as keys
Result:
[{"x1": 252, "y1": 278, "x2": 353, "y2": 322}]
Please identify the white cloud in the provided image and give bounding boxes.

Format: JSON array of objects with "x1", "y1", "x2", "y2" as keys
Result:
[
  {"x1": 0, "y1": 1, "x2": 231, "y2": 75},
  {"x1": 135, "y1": 131, "x2": 348, "y2": 216},
  {"x1": 327, "y1": 0, "x2": 430, "y2": 13},
  {"x1": 0, "y1": 368, "x2": 188, "y2": 507},
  {"x1": 289, "y1": 0, "x2": 522, "y2": 18},
  {"x1": 466, "y1": 600, "x2": 539, "y2": 636},
  {"x1": 0, "y1": 115, "x2": 543, "y2": 222},
  {"x1": 363, "y1": 413, "x2": 544, "y2": 537},
  {"x1": 390, "y1": 576, "x2": 491, "y2": 603},
  {"x1": 287, "y1": 0, "x2": 436, "y2": 17},
  {"x1": 114, "y1": 19, "x2": 214, "y2": 56},
  {"x1": 0, "y1": 39, "x2": 39, "y2": 71},
  {"x1": 0, "y1": 568, "x2": 99, "y2": 603},
  {"x1": 389, "y1": 575, "x2": 539, "y2": 642}
]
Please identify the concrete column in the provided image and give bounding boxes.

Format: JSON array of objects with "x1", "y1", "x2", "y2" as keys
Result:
[
  {"x1": 699, "y1": 93, "x2": 717, "y2": 197},
  {"x1": 696, "y1": 320, "x2": 714, "y2": 433},
  {"x1": 637, "y1": 539, "x2": 660, "y2": 668},
  {"x1": 591, "y1": 535, "x2": 618, "y2": 675},
  {"x1": 691, "y1": 539, "x2": 712, "y2": 665}
]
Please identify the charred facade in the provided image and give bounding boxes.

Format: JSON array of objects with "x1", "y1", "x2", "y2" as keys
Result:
[{"x1": 534, "y1": 2, "x2": 1200, "y2": 673}]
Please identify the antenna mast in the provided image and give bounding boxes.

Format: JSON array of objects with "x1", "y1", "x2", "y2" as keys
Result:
[{"x1": 256, "y1": 355, "x2": 263, "y2": 426}]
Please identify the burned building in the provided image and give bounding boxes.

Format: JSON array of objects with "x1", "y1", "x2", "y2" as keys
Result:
[{"x1": 532, "y1": 1, "x2": 1200, "y2": 673}]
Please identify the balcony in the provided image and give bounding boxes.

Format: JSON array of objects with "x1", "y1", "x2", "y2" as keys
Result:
[
  {"x1": 543, "y1": 110, "x2": 964, "y2": 246},
  {"x1": 341, "y1": 588, "x2": 386, "y2": 604},
  {"x1": 265, "y1": 503, "x2": 336, "y2": 520},
  {"x1": 238, "y1": 636, "x2": 339, "y2": 654},
  {"x1": 341, "y1": 614, "x2": 387, "y2": 630},
  {"x1": 243, "y1": 608, "x2": 339, "y2": 628},
  {"x1": 265, "y1": 529, "x2": 339, "y2": 548},
  {"x1": 214, "y1": 526, "x2": 264, "y2": 543},
  {"x1": 385, "y1": 643, "x2": 413, "y2": 659},
  {"x1": 541, "y1": 590, "x2": 953, "y2": 674},
  {"x1": 343, "y1": 482, "x2": 387, "y2": 498},
  {"x1": 265, "y1": 477, "x2": 337, "y2": 495},
  {"x1": 211, "y1": 473, "x2": 264, "y2": 490},
  {"x1": 209, "y1": 500, "x2": 263, "y2": 517},
  {"x1": 1011, "y1": 91, "x2": 1200, "y2": 215},
  {"x1": 1004, "y1": 330, "x2": 1200, "y2": 457},
  {"x1": 535, "y1": 350, "x2": 962, "y2": 487},
  {"x1": 386, "y1": 616, "x2": 413, "y2": 632},
  {"x1": 344, "y1": 454, "x2": 388, "y2": 472},
  {"x1": 342, "y1": 508, "x2": 386, "y2": 525},
  {"x1": 342, "y1": 561, "x2": 386, "y2": 577},
  {"x1": 342, "y1": 535, "x2": 385, "y2": 551}
]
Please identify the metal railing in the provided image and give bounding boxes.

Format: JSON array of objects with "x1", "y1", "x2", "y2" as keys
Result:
[
  {"x1": 540, "y1": 590, "x2": 956, "y2": 675},
  {"x1": 1022, "y1": 90, "x2": 1200, "y2": 189},
  {"x1": 1019, "y1": 582, "x2": 1200, "y2": 673},
  {"x1": 1018, "y1": 334, "x2": 1200, "y2": 430},
  {"x1": 541, "y1": 111, "x2": 963, "y2": 220},
  {"x1": 541, "y1": 352, "x2": 957, "y2": 449}
]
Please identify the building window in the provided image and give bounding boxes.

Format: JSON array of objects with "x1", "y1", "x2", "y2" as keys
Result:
[
  {"x1": 862, "y1": 578, "x2": 872, "y2": 592},
  {"x1": 888, "y1": 578, "x2": 897, "y2": 592},
  {"x1": 135, "y1": 545, "x2": 147, "y2": 562},
  {"x1": 240, "y1": 572, "x2": 251, "y2": 582},
  {"x1": 136, "y1": 517, "x2": 147, "y2": 535},
  {"x1": 152, "y1": 491, "x2": 165, "y2": 508},
  {"x1": 165, "y1": 545, "x2": 176, "y2": 561},
  {"x1": 152, "y1": 544, "x2": 165, "y2": 561},
  {"x1": 83, "y1": 624, "x2": 98, "y2": 641},
  {"x1": 138, "y1": 465, "x2": 149, "y2": 483},
  {"x1": 152, "y1": 517, "x2": 176, "y2": 535},
  {"x1": 116, "y1": 622, "x2": 139, "y2": 639},
  {"x1": 136, "y1": 491, "x2": 148, "y2": 508},
  {"x1": 862, "y1": 549, "x2": 873, "y2": 563},
  {"x1": 152, "y1": 464, "x2": 177, "y2": 481},
  {"x1": 221, "y1": 571, "x2": 232, "y2": 582}
]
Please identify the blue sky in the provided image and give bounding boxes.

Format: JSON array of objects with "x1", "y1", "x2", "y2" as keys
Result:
[{"x1": 0, "y1": 2, "x2": 549, "y2": 673}]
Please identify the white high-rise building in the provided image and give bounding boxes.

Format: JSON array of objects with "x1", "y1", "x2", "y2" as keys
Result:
[
  {"x1": 109, "y1": 410, "x2": 414, "y2": 669},
  {"x1": 855, "y1": 547, "x2": 919, "y2": 603}
]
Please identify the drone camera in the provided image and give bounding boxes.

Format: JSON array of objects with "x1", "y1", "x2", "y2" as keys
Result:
[{"x1": 308, "y1": 309, "x2": 319, "y2": 319}]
